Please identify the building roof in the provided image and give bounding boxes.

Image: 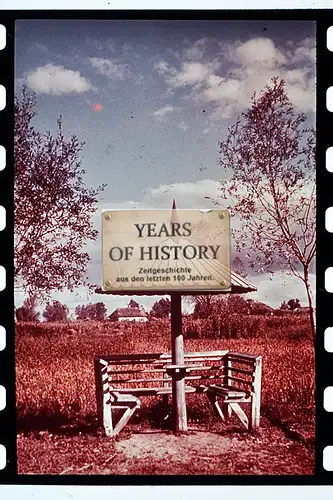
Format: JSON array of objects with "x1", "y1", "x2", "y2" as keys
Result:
[
  {"x1": 109, "y1": 307, "x2": 147, "y2": 318},
  {"x1": 229, "y1": 270, "x2": 257, "y2": 295},
  {"x1": 249, "y1": 301, "x2": 274, "y2": 312},
  {"x1": 295, "y1": 306, "x2": 311, "y2": 312}
]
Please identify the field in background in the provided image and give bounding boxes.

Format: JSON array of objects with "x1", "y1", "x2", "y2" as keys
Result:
[
  {"x1": 16, "y1": 316, "x2": 315, "y2": 442},
  {"x1": 17, "y1": 312, "x2": 311, "y2": 340}
]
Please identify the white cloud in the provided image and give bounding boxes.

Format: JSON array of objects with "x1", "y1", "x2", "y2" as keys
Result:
[
  {"x1": 94, "y1": 180, "x2": 220, "y2": 214},
  {"x1": 233, "y1": 37, "x2": 287, "y2": 69},
  {"x1": 178, "y1": 121, "x2": 189, "y2": 131},
  {"x1": 89, "y1": 57, "x2": 129, "y2": 80},
  {"x1": 153, "y1": 105, "x2": 177, "y2": 120},
  {"x1": 25, "y1": 63, "x2": 93, "y2": 95},
  {"x1": 154, "y1": 37, "x2": 315, "y2": 119},
  {"x1": 183, "y1": 38, "x2": 208, "y2": 61},
  {"x1": 290, "y1": 37, "x2": 316, "y2": 64},
  {"x1": 154, "y1": 60, "x2": 218, "y2": 89},
  {"x1": 85, "y1": 37, "x2": 116, "y2": 53},
  {"x1": 143, "y1": 179, "x2": 220, "y2": 209}
]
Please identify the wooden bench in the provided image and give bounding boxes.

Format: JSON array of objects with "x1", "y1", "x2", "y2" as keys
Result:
[{"x1": 94, "y1": 350, "x2": 262, "y2": 437}]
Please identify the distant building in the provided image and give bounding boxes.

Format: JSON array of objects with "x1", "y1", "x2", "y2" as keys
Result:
[
  {"x1": 109, "y1": 307, "x2": 148, "y2": 323},
  {"x1": 295, "y1": 306, "x2": 312, "y2": 314},
  {"x1": 248, "y1": 301, "x2": 275, "y2": 315}
]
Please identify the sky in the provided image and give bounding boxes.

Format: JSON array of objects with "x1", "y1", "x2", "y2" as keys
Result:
[{"x1": 14, "y1": 20, "x2": 316, "y2": 317}]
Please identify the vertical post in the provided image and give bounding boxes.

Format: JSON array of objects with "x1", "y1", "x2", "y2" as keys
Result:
[
  {"x1": 162, "y1": 371, "x2": 170, "y2": 421},
  {"x1": 222, "y1": 354, "x2": 232, "y2": 420},
  {"x1": 94, "y1": 358, "x2": 113, "y2": 437},
  {"x1": 250, "y1": 356, "x2": 262, "y2": 431},
  {"x1": 171, "y1": 292, "x2": 187, "y2": 432}
]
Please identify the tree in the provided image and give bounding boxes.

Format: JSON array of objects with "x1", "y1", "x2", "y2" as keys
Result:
[
  {"x1": 218, "y1": 77, "x2": 316, "y2": 344},
  {"x1": 192, "y1": 295, "x2": 220, "y2": 319},
  {"x1": 280, "y1": 301, "x2": 289, "y2": 311},
  {"x1": 227, "y1": 294, "x2": 249, "y2": 314},
  {"x1": 93, "y1": 302, "x2": 107, "y2": 321},
  {"x1": 75, "y1": 302, "x2": 107, "y2": 321},
  {"x1": 15, "y1": 295, "x2": 40, "y2": 322},
  {"x1": 191, "y1": 294, "x2": 249, "y2": 319},
  {"x1": 150, "y1": 298, "x2": 171, "y2": 318},
  {"x1": 287, "y1": 298, "x2": 301, "y2": 311},
  {"x1": 128, "y1": 299, "x2": 140, "y2": 309},
  {"x1": 43, "y1": 301, "x2": 69, "y2": 322},
  {"x1": 14, "y1": 87, "x2": 106, "y2": 298}
]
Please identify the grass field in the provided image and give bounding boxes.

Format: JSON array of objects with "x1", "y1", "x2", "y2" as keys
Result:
[{"x1": 16, "y1": 317, "x2": 315, "y2": 475}]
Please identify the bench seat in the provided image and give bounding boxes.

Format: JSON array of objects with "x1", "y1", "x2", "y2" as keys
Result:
[
  {"x1": 112, "y1": 385, "x2": 198, "y2": 396},
  {"x1": 208, "y1": 384, "x2": 252, "y2": 399}
]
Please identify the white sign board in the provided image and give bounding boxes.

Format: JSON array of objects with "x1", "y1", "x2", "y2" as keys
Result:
[{"x1": 102, "y1": 209, "x2": 231, "y2": 292}]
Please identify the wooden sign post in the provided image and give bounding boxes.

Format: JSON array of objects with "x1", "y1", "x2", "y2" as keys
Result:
[
  {"x1": 170, "y1": 292, "x2": 187, "y2": 432},
  {"x1": 101, "y1": 201, "x2": 232, "y2": 434}
]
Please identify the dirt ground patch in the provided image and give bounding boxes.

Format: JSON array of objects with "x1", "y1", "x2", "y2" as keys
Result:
[
  {"x1": 115, "y1": 431, "x2": 246, "y2": 463},
  {"x1": 17, "y1": 418, "x2": 314, "y2": 475}
]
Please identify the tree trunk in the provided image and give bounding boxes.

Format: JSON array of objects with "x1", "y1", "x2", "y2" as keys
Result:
[{"x1": 303, "y1": 266, "x2": 316, "y2": 348}]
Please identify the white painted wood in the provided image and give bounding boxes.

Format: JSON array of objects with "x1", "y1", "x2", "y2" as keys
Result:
[
  {"x1": 250, "y1": 356, "x2": 262, "y2": 431},
  {"x1": 206, "y1": 391, "x2": 225, "y2": 421},
  {"x1": 112, "y1": 406, "x2": 138, "y2": 437},
  {"x1": 94, "y1": 358, "x2": 113, "y2": 437},
  {"x1": 162, "y1": 370, "x2": 170, "y2": 413},
  {"x1": 171, "y1": 292, "x2": 187, "y2": 432},
  {"x1": 95, "y1": 349, "x2": 262, "y2": 435},
  {"x1": 229, "y1": 402, "x2": 249, "y2": 429},
  {"x1": 223, "y1": 357, "x2": 232, "y2": 419}
]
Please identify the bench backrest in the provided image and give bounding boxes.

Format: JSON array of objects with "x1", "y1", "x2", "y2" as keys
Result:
[
  {"x1": 95, "y1": 350, "x2": 261, "y2": 393},
  {"x1": 222, "y1": 352, "x2": 262, "y2": 395},
  {"x1": 96, "y1": 351, "x2": 227, "y2": 390}
]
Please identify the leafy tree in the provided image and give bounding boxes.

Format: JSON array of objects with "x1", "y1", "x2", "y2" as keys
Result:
[
  {"x1": 92, "y1": 302, "x2": 107, "y2": 321},
  {"x1": 192, "y1": 295, "x2": 220, "y2": 319},
  {"x1": 15, "y1": 295, "x2": 40, "y2": 322},
  {"x1": 75, "y1": 302, "x2": 107, "y2": 321},
  {"x1": 14, "y1": 87, "x2": 106, "y2": 298},
  {"x1": 218, "y1": 77, "x2": 316, "y2": 344},
  {"x1": 287, "y1": 298, "x2": 301, "y2": 311},
  {"x1": 280, "y1": 301, "x2": 289, "y2": 310},
  {"x1": 128, "y1": 299, "x2": 140, "y2": 309},
  {"x1": 75, "y1": 305, "x2": 88, "y2": 320},
  {"x1": 150, "y1": 298, "x2": 171, "y2": 318},
  {"x1": 191, "y1": 294, "x2": 249, "y2": 319},
  {"x1": 43, "y1": 301, "x2": 69, "y2": 322},
  {"x1": 227, "y1": 294, "x2": 249, "y2": 314}
]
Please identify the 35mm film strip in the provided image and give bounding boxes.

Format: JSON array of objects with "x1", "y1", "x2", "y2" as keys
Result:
[{"x1": 0, "y1": 9, "x2": 332, "y2": 484}]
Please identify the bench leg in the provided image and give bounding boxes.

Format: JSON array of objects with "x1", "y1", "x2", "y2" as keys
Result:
[
  {"x1": 249, "y1": 357, "x2": 262, "y2": 431},
  {"x1": 222, "y1": 402, "x2": 232, "y2": 421},
  {"x1": 162, "y1": 394, "x2": 169, "y2": 409},
  {"x1": 94, "y1": 360, "x2": 114, "y2": 437},
  {"x1": 249, "y1": 394, "x2": 260, "y2": 431},
  {"x1": 229, "y1": 402, "x2": 249, "y2": 430},
  {"x1": 112, "y1": 405, "x2": 138, "y2": 437},
  {"x1": 162, "y1": 395, "x2": 171, "y2": 422},
  {"x1": 207, "y1": 392, "x2": 225, "y2": 421}
]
